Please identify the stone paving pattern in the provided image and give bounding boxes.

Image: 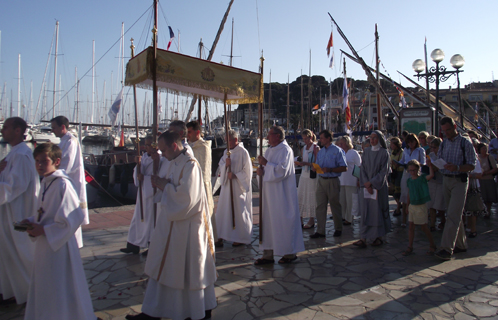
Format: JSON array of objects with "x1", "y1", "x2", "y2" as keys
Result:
[{"x1": 1, "y1": 195, "x2": 498, "y2": 320}]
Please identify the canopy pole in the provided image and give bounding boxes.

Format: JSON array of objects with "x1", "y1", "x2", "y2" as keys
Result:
[
  {"x1": 258, "y1": 54, "x2": 264, "y2": 244},
  {"x1": 152, "y1": 0, "x2": 159, "y2": 227},
  {"x1": 130, "y1": 38, "x2": 145, "y2": 222},
  {"x1": 223, "y1": 92, "x2": 236, "y2": 229}
]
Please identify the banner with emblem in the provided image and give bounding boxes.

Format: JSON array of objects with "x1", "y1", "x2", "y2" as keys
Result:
[{"x1": 125, "y1": 46, "x2": 263, "y2": 104}]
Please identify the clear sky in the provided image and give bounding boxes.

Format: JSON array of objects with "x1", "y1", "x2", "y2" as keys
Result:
[{"x1": 0, "y1": 0, "x2": 497, "y2": 124}]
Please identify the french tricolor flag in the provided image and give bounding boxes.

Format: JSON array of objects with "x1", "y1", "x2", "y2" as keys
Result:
[{"x1": 167, "y1": 26, "x2": 175, "y2": 51}]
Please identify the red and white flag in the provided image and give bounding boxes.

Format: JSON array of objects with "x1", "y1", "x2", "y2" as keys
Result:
[{"x1": 326, "y1": 31, "x2": 334, "y2": 69}]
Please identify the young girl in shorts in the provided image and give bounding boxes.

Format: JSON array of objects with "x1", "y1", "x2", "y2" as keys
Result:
[{"x1": 402, "y1": 159, "x2": 436, "y2": 256}]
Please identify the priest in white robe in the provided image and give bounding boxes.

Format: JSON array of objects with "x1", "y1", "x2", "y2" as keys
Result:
[
  {"x1": 169, "y1": 120, "x2": 194, "y2": 157},
  {"x1": 126, "y1": 130, "x2": 216, "y2": 320},
  {"x1": 24, "y1": 143, "x2": 95, "y2": 320},
  {"x1": 255, "y1": 126, "x2": 305, "y2": 265},
  {"x1": 120, "y1": 137, "x2": 164, "y2": 255},
  {"x1": 187, "y1": 121, "x2": 219, "y2": 246},
  {"x1": 51, "y1": 116, "x2": 88, "y2": 248},
  {"x1": 0, "y1": 117, "x2": 39, "y2": 305},
  {"x1": 215, "y1": 130, "x2": 253, "y2": 246}
]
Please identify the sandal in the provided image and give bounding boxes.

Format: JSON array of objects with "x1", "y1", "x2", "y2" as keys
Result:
[
  {"x1": 254, "y1": 258, "x2": 275, "y2": 265},
  {"x1": 303, "y1": 223, "x2": 315, "y2": 229},
  {"x1": 371, "y1": 238, "x2": 384, "y2": 247},
  {"x1": 278, "y1": 256, "x2": 298, "y2": 264},
  {"x1": 402, "y1": 247, "x2": 413, "y2": 256},
  {"x1": 427, "y1": 245, "x2": 437, "y2": 256},
  {"x1": 353, "y1": 240, "x2": 367, "y2": 248}
]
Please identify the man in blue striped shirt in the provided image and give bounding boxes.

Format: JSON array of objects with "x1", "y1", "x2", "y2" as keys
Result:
[
  {"x1": 310, "y1": 130, "x2": 347, "y2": 239},
  {"x1": 435, "y1": 117, "x2": 477, "y2": 260}
]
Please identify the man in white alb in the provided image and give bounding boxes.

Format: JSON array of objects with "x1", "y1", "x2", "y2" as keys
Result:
[
  {"x1": 125, "y1": 130, "x2": 216, "y2": 320},
  {"x1": 255, "y1": 126, "x2": 305, "y2": 265},
  {"x1": 186, "y1": 120, "x2": 219, "y2": 247},
  {"x1": 120, "y1": 136, "x2": 163, "y2": 255},
  {"x1": 215, "y1": 129, "x2": 253, "y2": 246},
  {"x1": 51, "y1": 115, "x2": 88, "y2": 247},
  {"x1": 0, "y1": 117, "x2": 39, "y2": 305}
]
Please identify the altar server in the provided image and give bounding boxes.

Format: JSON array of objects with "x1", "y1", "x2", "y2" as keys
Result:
[
  {"x1": 51, "y1": 116, "x2": 88, "y2": 247},
  {"x1": 22, "y1": 142, "x2": 95, "y2": 320},
  {"x1": 120, "y1": 136, "x2": 163, "y2": 255},
  {"x1": 0, "y1": 117, "x2": 38, "y2": 305}
]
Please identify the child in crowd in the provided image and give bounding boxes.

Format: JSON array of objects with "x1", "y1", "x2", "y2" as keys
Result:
[
  {"x1": 402, "y1": 159, "x2": 436, "y2": 256},
  {"x1": 427, "y1": 138, "x2": 446, "y2": 231},
  {"x1": 23, "y1": 143, "x2": 96, "y2": 320}
]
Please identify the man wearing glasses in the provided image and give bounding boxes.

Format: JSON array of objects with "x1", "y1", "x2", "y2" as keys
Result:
[
  {"x1": 311, "y1": 130, "x2": 347, "y2": 239},
  {"x1": 435, "y1": 117, "x2": 477, "y2": 260}
]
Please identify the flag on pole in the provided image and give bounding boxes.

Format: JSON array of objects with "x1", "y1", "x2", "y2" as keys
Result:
[
  {"x1": 342, "y1": 74, "x2": 351, "y2": 128},
  {"x1": 475, "y1": 102, "x2": 479, "y2": 121},
  {"x1": 326, "y1": 31, "x2": 334, "y2": 69},
  {"x1": 108, "y1": 87, "x2": 123, "y2": 126},
  {"x1": 167, "y1": 26, "x2": 175, "y2": 51}
]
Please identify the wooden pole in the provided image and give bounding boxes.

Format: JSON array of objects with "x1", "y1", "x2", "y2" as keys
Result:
[
  {"x1": 130, "y1": 39, "x2": 145, "y2": 222},
  {"x1": 152, "y1": 0, "x2": 159, "y2": 226},
  {"x1": 259, "y1": 55, "x2": 264, "y2": 244},
  {"x1": 223, "y1": 92, "x2": 236, "y2": 229}
]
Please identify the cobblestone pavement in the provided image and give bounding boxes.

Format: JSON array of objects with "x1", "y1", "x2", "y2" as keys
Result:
[{"x1": 2, "y1": 197, "x2": 498, "y2": 320}]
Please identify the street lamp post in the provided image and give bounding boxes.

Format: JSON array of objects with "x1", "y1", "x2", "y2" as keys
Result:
[{"x1": 412, "y1": 49, "x2": 465, "y2": 135}]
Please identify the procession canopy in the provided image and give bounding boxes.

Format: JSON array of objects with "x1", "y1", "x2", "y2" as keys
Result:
[{"x1": 125, "y1": 46, "x2": 263, "y2": 104}]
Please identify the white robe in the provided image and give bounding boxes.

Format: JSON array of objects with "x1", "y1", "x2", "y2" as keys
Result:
[
  {"x1": 215, "y1": 143, "x2": 253, "y2": 244},
  {"x1": 58, "y1": 132, "x2": 88, "y2": 248},
  {"x1": 143, "y1": 151, "x2": 217, "y2": 320},
  {"x1": 24, "y1": 170, "x2": 95, "y2": 320},
  {"x1": 127, "y1": 153, "x2": 165, "y2": 247},
  {"x1": 0, "y1": 142, "x2": 39, "y2": 304},
  {"x1": 259, "y1": 140, "x2": 305, "y2": 256},
  {"x1": 189, "y1": 138, "x2": 214, "y2": 216}
]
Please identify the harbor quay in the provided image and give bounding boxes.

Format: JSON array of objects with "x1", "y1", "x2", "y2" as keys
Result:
[{"x1": 2, "y1": 195, "x2": 498, "y2": 320}]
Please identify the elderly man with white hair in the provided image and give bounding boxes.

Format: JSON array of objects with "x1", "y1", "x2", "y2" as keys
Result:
[
  {"x1": 215, "y1": 129, "x2": 253, "y2": 246},
  {"x1": 255, "y1": 126, "x2": 304, "y2": 264}
]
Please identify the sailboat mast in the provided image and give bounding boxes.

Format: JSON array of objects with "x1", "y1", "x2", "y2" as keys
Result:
[
  {"x1": 268, "y1": 70, "x2": 271, "y2": 128},
  {"x1": 152, "y1": 0, "x2": 158, "y2": 141},
  {"x1": 300, "y1": 70, "x2": 303, "y2": 130},
  {"x1": 91, "y1": 40, "x2": 95, "y2": 124},
  {"x1": 287, "y1": 74, "x2": 290, "y2": 132},
  {"x1": 17, "y1": 54, "x2": 21, "y2": 117},
  {"x1": 308, "y1": 50, "x2": 312, "y2": 129},
  {"x1": 375, "y1": 24, "x2": 382, "y2": 131},
  {"x1": 229, "y1": 18, "x2": 234, "y2": 67},
  {"x1": 121, "y1": 22, "x2": 125, "y2": 125},
  {"x1": 29, "y1": 81, "x2": 33, "y2": 122},
  {"x1": 75, "y1": 67, "x2": 79, "y2": 122},
  {"x1": 184, "y1": 0, "x2": 235, "y2": 122},
  {"x1": 198, "y1": 39, "x2": 203, "y2": 123},
  {"x1": 52, "y1": 21, "x2": 59, "y2": 118}
]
